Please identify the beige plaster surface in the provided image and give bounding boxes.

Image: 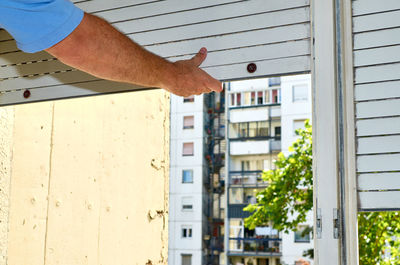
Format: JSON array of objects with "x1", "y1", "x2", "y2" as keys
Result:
[{"x1": 0, "y1": 90, "x2": 169, "y2": 265}]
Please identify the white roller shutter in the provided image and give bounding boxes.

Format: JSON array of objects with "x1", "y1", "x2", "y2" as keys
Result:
[
  {"x1": 0, "y1": 0, "x2": 311, "y2": 105},
  {"x1": 352, "y1": 0, "x2": 400, "y2": 211}
]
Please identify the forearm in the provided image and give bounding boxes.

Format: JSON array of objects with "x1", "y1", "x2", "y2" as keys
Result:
[
  {"x1": 46, "y1": 13, "x2": 222, "y2": 96},
  {"x1": 46, "y1": 13, "x2": 176, "y2": 89}
]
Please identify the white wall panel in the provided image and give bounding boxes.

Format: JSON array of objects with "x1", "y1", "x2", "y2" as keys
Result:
[
  {"x1": 352, "y1": 0, "x2": 400, "y2": 211},
  {"x1": 0, "y1": 0, "x2": 311, "y2": 105}
]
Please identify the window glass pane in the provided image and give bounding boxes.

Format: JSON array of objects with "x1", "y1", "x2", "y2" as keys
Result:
[
  {"x1": 183, "y1": 116, "x2": 194, "y2": 129},
  {"x1": 293, "y1": 84, "x2": 308, "y2": 102},
  {"x1": 183, "y1": 95, "x2": 195, "y2": 103},
  {"x1": 274, "y1": 126, "x2": 281, "y2": 137},
  {"x1": 263, "y1": 90, "x2": 269, "y2": 104},
  {"x1": 251, "y1": 92, "x2": 256, "y2": 105},
  {"x1": 258, "y1": 121, "x2": 269, "y2": 137},
  {"x1": 249, "y1": 122, "x2": 257, "y2": 137},
  {"x1": 294, "y1": 225, "x2": 311, "y2": 243},
  {"x1": 182, "y1": 197, "x2": 193, "y2": 211},
  {"x1": 269, "y1": 77, "x2": 281, "y2": 86},
  {"x1": 230, "y1": 94, "x2": 235, "y2": 107},
  {"x1": 183, "y1": 142, "x2": 194, "y2": 156},
  {"x1": 272, "y1": 89, "x2": 279, "y2": 103},
  {"x1": 236, "y1": 93, "x2": 242, "y2": 106},
  {"x1": 239, "y1": 123, "x2": 248, "y2": 138},
  {"x1": 182, "y1": 170, "x2": 193, "y2": 183},
  {"x1": 229, "y1": 123, "x2": 239, "y2": 138},
  {"x1": 241, "y1": 161, "x2": 250, "y2": 171},
  {"x1": 244, "y1": 188, "x2": 258, "y2": 204},
  {"x1": 182, "y1": 255, "x2": 192, "y2": 265},
  {"x1": 229, "y1": 188, "x2": 244, "y2": 204},
  {"x1": 244, "y1": 92, "x2": 251, "y2": 105},
  {"x1": 258, "y1": 91, "x2": 264, "y2": 104}
]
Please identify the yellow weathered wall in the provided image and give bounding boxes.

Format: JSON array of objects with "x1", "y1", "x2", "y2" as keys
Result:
[{"x1": 0, "y1": 90, "x2": 169, "y2": 265}]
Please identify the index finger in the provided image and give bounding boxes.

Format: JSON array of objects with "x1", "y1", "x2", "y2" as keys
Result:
[{"x1": 207, "y1": 77, "x2": 223, "y2": 93}]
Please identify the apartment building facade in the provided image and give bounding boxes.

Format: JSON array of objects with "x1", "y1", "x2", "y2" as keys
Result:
[{"x1": 169, "y1": 75, "x2": 313, "y2": 265}]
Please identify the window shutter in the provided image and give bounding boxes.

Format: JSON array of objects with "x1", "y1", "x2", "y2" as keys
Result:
[{"x1": 0, "y1": 0, "x2": 311, "y2": 105}]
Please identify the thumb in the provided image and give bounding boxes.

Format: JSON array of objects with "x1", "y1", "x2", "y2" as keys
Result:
[{"x1": 190, "y1": 47, "x2": 207, "y2": 67}]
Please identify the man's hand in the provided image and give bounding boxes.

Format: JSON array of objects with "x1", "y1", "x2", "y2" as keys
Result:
[
  {"x1": 167, "y1": 48, "x2": 222, "y2": 97},
  {"x1": 46, "y1": 13, "x2": 222, "y2": 96}
]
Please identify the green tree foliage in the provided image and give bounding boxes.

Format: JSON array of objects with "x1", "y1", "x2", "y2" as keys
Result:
[
  {"x1": 358, "y1": 212, "x2": 400, "y2": 265},
  {"x1": 244, "y1": 120, "x2": 313, "y2": 232},
  {"x1": 244, "y1": 120, "x2": 400, "y2": 264}
]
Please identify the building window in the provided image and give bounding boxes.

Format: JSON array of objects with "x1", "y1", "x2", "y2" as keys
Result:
[
  {"x1": 183, "y1": 95, "x2": 194, "y2": 103},
  {"x1": 182, "y1": 197, "x2": 193, "y2": 211},
  {"x1": 182, "y1": 170, "x2": 193, "y2": 183},
  {"x1": 293, "y1": 120, "x2": 306, "y2": 135},
  {"x1": 229, "y1": 121, "x2": 272, "y2": 139},
  {"x1": 230, "y1": 93, "x2": 236, "y2": 106},
  {"x1": 236, "y1": 93, "x2": 242, "y2": 106},
  {"x1": 293, "y1": 84, "x2": 308, "y2": 102},
  {"x1": 294, "y1": 225, "x2": 311, "y2": 243},
  {"x1": 182, "y1": 142, "x2": 194, "y2": 156},
  {"x1": 274, "y1": 126, "x2": 281, "y2": 138},
  {"x1": 181, "y1": 254, "x2": 192, "y2": 265},
  {"x1": 269, "y1": 77, "x2": 281, "y2": 86},
  {"x1": 258, "y1": 91, "x2": 264, "y2": 104},
  {"x1": 183, "y1": 116, "x2": 194, "y2": 129},
  {"x1": 182, "y1": 226, "x2": 193, "y2": 238}
]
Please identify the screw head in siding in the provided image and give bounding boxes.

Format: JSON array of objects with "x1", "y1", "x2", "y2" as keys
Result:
[
  {"x1": 23, "y1": 89, "x2": 31, "y2": 98},
  {"x1": 247, "y1": 63, "x2": 257, "y2": 73}
]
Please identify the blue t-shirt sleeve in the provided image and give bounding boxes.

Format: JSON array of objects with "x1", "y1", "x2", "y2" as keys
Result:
[{"x1": 0, "y1": 0, "x2": 84, "y2": 53}]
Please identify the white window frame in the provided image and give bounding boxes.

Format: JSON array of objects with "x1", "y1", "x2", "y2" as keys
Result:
[
  {"x1": 181, "y1": 197, "x2": 193, "y2": 212},
  {"x1": 181, "y1": 225, "x2": 193, "y2": 239},
  {"x1": 182, "y1": 169, "x2": 194, "y2": 183},
  {"x1": 292, "y1": 84, "x2": 309, "y2": 102}
]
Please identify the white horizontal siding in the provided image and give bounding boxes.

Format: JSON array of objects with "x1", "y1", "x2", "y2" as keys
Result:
[
  {"x1": 356, "y1": 98, "x2": 400, "y2": 119},
  {"x1": 358, "y1": 173, "x2": 400, "y2": 191},
  {"x1": 0, "y1": 80, "x2": 144, "y2": 106},
  {"x1": 355, "y1": 81, "x2": 400, "y2": 101},
  {"x1": 358, "y1": 154, "x2": 400, "y2": 173},
  {"x1": 358, "y1": 191, "x2": 400, "y2": 211},
  {"x1": 357, "y1": 117, "x2": 400, "y2": 137},
  {"x1": 0, "y1": 0, "x2": 311, "y2": 105},
  {"x1": 353, "y1": 28, "x2": 400, "y2": 50},
  {"x1": 357, "y1": 135, "x2": 400, "y2": 155},
  {"x1": 352, "y1": 0, "x2": 400, "y2": 16},
  {"x1": 353, "y1": 1, "x2": 400, "y2": 210},
  {"x1": 353, "y1": 10, "x2": 400, "y2": 33}
]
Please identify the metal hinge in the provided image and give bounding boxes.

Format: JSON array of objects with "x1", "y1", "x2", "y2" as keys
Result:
[
  {"x1": 333, "y1": 208, "x2": 340, "y2": 239},
  {"x1": 316, "y1": 208, "x2": 322, "y2": 239}
]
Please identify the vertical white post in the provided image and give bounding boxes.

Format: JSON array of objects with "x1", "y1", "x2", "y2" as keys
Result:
[
  {"x1": 312, "y1": 0, "x2": 341, "y2": 263},
  {"x1": 312, "y1": 0, "x2": 359, "y2": 264}
]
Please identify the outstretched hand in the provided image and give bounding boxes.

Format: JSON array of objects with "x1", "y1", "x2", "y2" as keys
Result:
[{"x1": 166, "y1": 47, "x2": 223, "y2": 97}]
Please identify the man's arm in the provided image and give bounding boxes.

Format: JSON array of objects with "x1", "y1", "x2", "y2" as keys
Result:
[{"x1": 46, "y1": 13, "x2": 222, "y2": 96}]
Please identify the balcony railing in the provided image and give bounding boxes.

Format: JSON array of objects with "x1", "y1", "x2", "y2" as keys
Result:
[
  {"x1": 228, "y1": 237, "x2": 282, "y2": 256},
  {"x1": 229, "y1": 170, "x2": 268, "y2": 187},
  {"x1": 228, "y1": 204, "x2": 252, "y2": 218}
]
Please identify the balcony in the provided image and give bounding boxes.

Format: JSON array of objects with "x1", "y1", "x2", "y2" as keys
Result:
[
  {"x1": 229, "y1": 170, "x2": 268, "y2": 187},
  {"x1": 230, "y1": 140, "x2": 269, "y2": 155},
  {"x1": 228, "y1": 204, "x2": 252, "y2": 219},
  {"x1": 229, "y1": 138, "x2": 281, "y2": 155},
  {"x1": 228, "y1": 237, "x2": 282, "y2": 257}
]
